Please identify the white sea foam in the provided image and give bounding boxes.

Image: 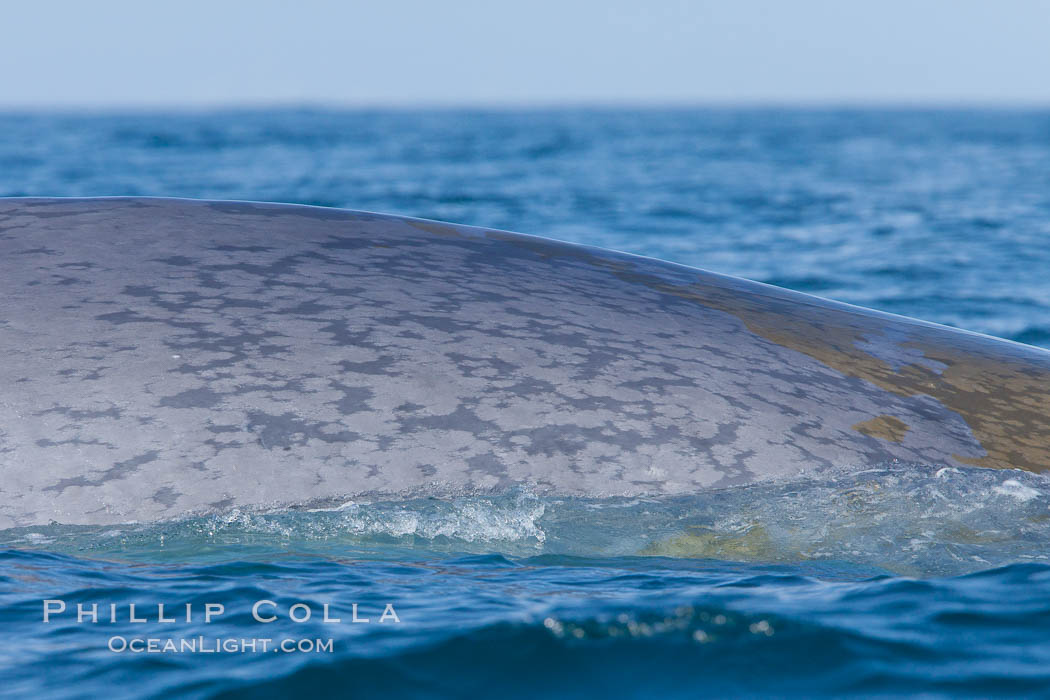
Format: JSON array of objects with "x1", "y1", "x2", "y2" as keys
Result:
[{"x1": 4, "y1": 464, "x2": 1050, "y2": 576}]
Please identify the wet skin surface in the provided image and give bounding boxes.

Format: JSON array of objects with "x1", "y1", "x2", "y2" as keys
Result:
[{"x1": 1, "y1": 198, "x2": 1048, "y2": 527}]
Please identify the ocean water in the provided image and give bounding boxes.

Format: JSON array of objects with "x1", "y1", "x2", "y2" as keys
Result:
[{"x1": 3, "y1": 108, "x2": 1050, "y2": 697}]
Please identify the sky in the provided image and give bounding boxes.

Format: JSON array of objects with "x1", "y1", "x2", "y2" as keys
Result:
[{"x1": 2, "y1": 0, "x2": 1048, "y2": 108}]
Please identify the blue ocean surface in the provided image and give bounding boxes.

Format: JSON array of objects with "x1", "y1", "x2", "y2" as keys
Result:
[{"x1": 3, "y1": 108, "x2": 1050, "y2": 698}]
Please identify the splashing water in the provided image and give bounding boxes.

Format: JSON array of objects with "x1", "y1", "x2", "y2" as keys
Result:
[{"x1": 6, "y1": 464, "x2": 1049, "y2": 577}]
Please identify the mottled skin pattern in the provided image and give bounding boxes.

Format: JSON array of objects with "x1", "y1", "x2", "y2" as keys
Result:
[{"x1": 1, "y1": 198, "x2": 1048, "y2": 528}]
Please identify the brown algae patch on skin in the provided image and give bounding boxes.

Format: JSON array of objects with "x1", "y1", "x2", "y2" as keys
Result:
[
  {"x1": 676, "y1": 290, "x2": 1050, "y2": 472},
  {"x1": 642, "y1": 524, "x2": 777, "y2": 561},
  {"x1": 853, "y1": 415, "x2": 911, "y2": 443}
]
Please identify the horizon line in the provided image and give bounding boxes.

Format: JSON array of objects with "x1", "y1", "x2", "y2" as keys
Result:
[{"x1": 2, "y1": 97, "x2": 1050, "y2": 114}]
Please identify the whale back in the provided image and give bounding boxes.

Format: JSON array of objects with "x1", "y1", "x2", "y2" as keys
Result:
[{"x1": 1, "y1": 198, "x2": 1049, "y2": 528}]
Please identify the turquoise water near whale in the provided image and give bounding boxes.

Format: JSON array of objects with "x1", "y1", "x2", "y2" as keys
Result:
[{"x1": 3, "y1": 108, "x2": 1050, "y2": 697}]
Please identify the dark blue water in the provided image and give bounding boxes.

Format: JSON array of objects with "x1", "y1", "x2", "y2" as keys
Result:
[{"x1": 3, "y1": 108, "x2": 1050, "y2": 697}]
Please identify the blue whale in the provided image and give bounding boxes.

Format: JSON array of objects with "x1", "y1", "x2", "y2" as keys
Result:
[{"x1": 1, "y1": 197, "x2": 1048, "y2": 528}]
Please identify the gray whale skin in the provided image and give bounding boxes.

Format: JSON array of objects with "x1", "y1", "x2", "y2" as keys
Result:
[{"x1": 2, "y1": 197, "x2": 1049, "y2": 529}]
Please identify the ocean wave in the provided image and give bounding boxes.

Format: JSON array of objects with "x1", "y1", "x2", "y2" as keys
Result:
[{"x1": 5, "y1": 546, "x2": 1050, "y2": 698}]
